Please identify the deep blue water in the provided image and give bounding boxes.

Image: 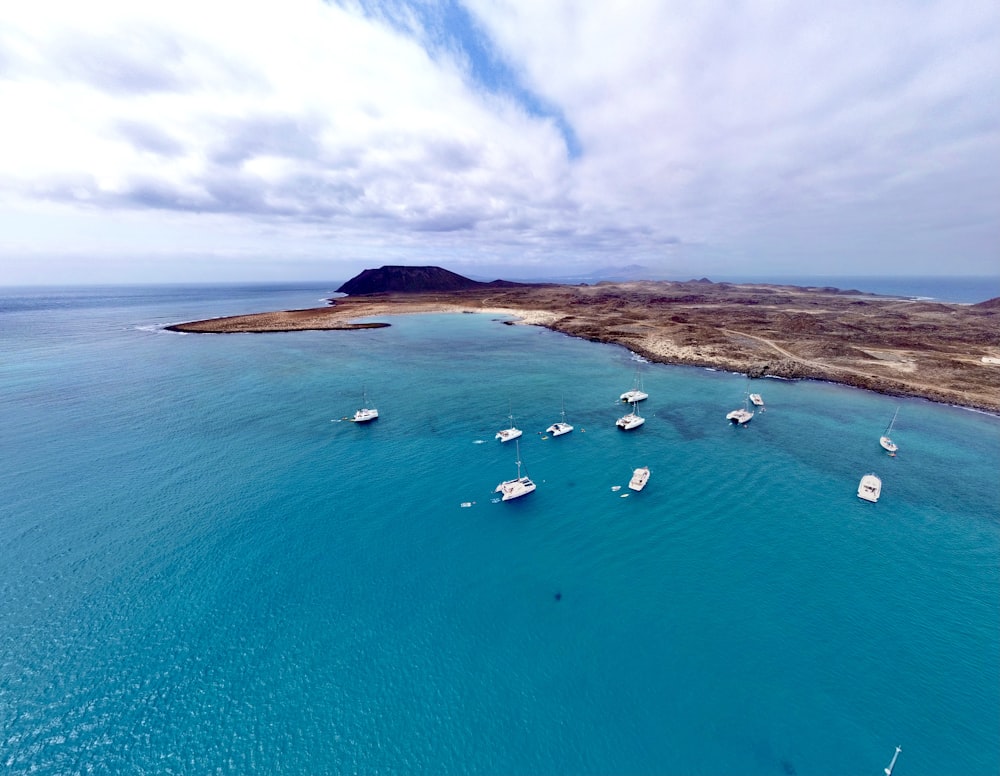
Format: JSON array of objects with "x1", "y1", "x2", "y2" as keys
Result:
[{"x1": 1, "y1": 284, "x2": 998, "y2": 775}]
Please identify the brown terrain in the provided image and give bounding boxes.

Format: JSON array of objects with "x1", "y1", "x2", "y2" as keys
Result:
[{"x1": 168, "y1": 279, "x2": 1000, "y2": 413}]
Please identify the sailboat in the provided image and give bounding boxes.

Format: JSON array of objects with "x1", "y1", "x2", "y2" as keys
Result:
[
  {"x1": 884, "y1": 745, "x2": 902, "y2": 776},
  {"x1": 880, "y1": 407, "x2": 899, "y2": 455},
  {"x1": 495, "y1": 407, "x2": 523, "y2": 443},
  {"x1": 616, "y1": 401, "x2": 645, "y2": 430},
  {"x1": 620, "y1": 367, "x2": 649, "y2": 403},
  {"x1": 546, "y1": 401, "x2": 574, "y2": 436},
  {"x1": 726, "y1": 381, "x2": 754, "y2": 425},
  {"x1": 495, "y1": 439, "x2": 536, "y2": 501},
  {"x1": 351, "y1": 388, "x2": 379, "y2": 422}
]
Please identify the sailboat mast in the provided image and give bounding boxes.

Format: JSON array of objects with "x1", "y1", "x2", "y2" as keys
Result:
[{"x1": 884, "y1": 745, "x2": 901, "y2": 776}]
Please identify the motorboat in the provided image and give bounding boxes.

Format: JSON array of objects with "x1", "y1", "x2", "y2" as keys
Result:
[
  {"x1": 628, "y1": 466, "x2": 650, "y2": 491},
  {"x1": 749, "y1": 393, "x2": 764, "y2": 407},
  {"x1": 495, "y1": 440, "x2": 536, "y2": 501},
  {"x1": 857, "y1": 473, "x2": 882, "y2": 503}
]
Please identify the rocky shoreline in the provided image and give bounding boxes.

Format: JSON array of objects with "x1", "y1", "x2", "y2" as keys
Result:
[{"x1": 167, "y1": 280, "x2": 1000, "y2": 413}]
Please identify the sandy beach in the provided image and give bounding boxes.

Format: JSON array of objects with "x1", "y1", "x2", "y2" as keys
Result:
[{"x1": 167, "y1": 281, "x2": 1000, "y2": 413}]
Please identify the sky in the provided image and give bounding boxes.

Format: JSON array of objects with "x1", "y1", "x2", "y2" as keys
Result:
[{"x1": 0, "y1": 0, "x2": 998, "y2": 285}]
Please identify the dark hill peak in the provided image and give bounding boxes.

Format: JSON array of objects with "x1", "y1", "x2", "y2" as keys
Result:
[{"x1": 336, "y1": 265, "x2": 528, "y2": 295}]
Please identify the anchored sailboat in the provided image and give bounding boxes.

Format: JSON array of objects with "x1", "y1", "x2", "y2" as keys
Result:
[
  {"x1": 495, "y1": 439, "x2": 536, "y2": 501},
  {"x1": 546, "y1": 400, "x2": 574, "y2": 437},
  {"x1": 496, "y1": 406, "x2": 523, "y2": 443},
  {"x1": 351, "y1": 388, "x2": 379, "y2": 423},
  {"x1": 880, "y1": 407, "x2": 899, "y2": 455}
]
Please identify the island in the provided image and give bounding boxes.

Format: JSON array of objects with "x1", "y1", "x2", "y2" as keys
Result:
[{"x1": 167, "y1": 266, "x2": 1000, "y2": 413}]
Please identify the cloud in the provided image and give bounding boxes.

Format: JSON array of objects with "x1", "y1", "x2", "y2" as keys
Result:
[{"x1": 0, "y1": 0, "x2": 997, "y2": 284}]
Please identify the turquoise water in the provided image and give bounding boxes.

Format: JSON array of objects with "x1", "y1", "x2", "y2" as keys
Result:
[{"x1": 1, "y1": 285, "x2": 998, "y2": 775}]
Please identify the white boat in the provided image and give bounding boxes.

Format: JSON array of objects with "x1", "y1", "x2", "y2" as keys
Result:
[
  {"x1": 352, "y1": 389, "x2": 379, "y2": 422},
  {"x1": 880, "y1": 407, "x2": 899, "y2": 455},
  {"x1": 857, "y1": 473, "x2": 882, "y2": 503},
  {"x1": 496, "y1": 410, "x2": 522, "y2": 442},
  {"x1": 617, "y1": 402, "x2": 645, "y2": 430},
  {"x1": 749, "y1": 393, "x2": 764, "y2": 407},
  {"x1": 546, "y1": 403, "x2": 574, "y2": 437},
  {"x1": 628, "y1": 466, "x2": 650, "y2": 491},
  {"x1": 727, "y1": 383, "x2": 754, "y2": 425},
  {"x1": 620, "y1": 368, "x2": 648, "y2": 403},
  {"x1": 495, "y1": 440, "x2": 536, "y2": 501}
]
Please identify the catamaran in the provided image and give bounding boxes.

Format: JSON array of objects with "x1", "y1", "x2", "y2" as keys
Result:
[
  {"x1": 495, "y1": 439, "x2": 536, "y2": 501},
  {"x1": 352, "y1": 389, "x2": 379, "y2": 423},
  {"x1": 546, "y1": 402, "x2": 574, "y2": 437},
  {"x1": 496, "y1": 409, "x2": 523, "y2": 442},
  {"x1": 857, "y1": 473, "x2": 882, "y2": 503},
  {"x1": 616, "y1": 401, "x2": 645, "y2": 430},
  {"x1": 620, "y1": 367, "x2": 649, "y2": 403},
  {"x1": 880, "y1": 407, "x2": 899, "y2": 455}
]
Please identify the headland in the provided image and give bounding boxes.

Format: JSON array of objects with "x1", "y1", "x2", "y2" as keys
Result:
[{"x1": 167, "y1": 268, "x2": 1000, "y2": 413}]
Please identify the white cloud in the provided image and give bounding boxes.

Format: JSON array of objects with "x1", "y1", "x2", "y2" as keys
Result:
[{"x1": 0, "y1": 0, "x2": 997, "y2": 284}]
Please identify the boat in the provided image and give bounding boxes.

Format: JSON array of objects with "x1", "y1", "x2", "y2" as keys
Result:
[
  {"x1": 352, "y1": 389, "x2": 379, "y2": 423},
  {"x1": 726, "y1": 382, "x2": 754, "y2": 425},
  {"x1": 884, "y1": 745, "x2": 902, "y2": 776},
  {"x1": 616, "y1": 401, "x2": 645, "y2": 430},
  {"x1": 546, "y1": 402, "x2": 574, "y2": 437},
  {"x1": 857, "y1": 473, "x2": 882, "y2": 503},
  {"x1": 495, "y1": 409, "x2": 522, "y2": 442},
  {"x1": 880, "y1": 407, "x2": 899, "y2": 455},
  {"x1": 495, "y1": 440, "x2": 536, "y2": 501},
  {"x1": 620, "y1": 368, "x2": 649, "y2": 403},
  {"x1": 628, "y1": 466, "x2": 650, "y2": 491},
  {"x1": 749, "y1": 393, "x2": 764, "y2": 407}
]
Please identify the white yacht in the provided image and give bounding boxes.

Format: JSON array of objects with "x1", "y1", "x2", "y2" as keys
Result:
[
  {"x1": 495, "y1": 440, "x2": 536, "y2": 501},
  {"x1": 620, "y1": 368, "x2": 648, "y2": 403},
  {"x1": 726, "y1": 407, "x2": 754, "y2": 425},
  {"x1": 727, "y1": 382, "x2": 754, "y2": 425},
  {"x1": 749, "y1": 393, "x2": 764, "y2": 407},
  {"x1": 628, "y1": 466, "x2": 650, "y2": 491},
  {"x1": 496, "y1": 410, "x2": 522, "y2": 443},
  {"x1": 857, "y1": 473, "x2": 882, "y2": 503},
  {"x1": 880, "y1": 407, "x2": 899, "y2": 455},
  {"x1": 546, "y1": 403, "x2": 574, "y2": 437},
  {"x1": 617, "y1": 402, "x2": 645, "y2": 430},
  {"x1": 352, "y1": 390, "x2": 379, "y2": 423}
]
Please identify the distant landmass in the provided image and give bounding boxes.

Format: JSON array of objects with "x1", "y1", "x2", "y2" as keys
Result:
[{"x1": 336, "y1": 265, "x2": 534, "y2": 295}]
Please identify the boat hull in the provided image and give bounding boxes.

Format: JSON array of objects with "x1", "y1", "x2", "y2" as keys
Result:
[
  {"x1": 879, "y1": 436, "x2": 898, "y2": 453},
  {"x1": 352, "y1": 408, "x2": 379, "y2": 422},
  {"x1": 616, "y1": 414, "x2": 645, "y2": 430},
  {"x1": 496, "y1": 476, "x2": 536, "y2": 501},
  {"x1": 620, "y1": 390, "x2": 648, "y2": 403},
  {"x1": 726, "y1": 409, "x2": 753, "y2": 424},
  {"x1": 628, "y1": 467, "x2": 650, "y2": 491},
  {"x1": 496, "y1": 428, "x2": 523, "y2": 442},
  {"x1": 546, "y1": 422, "x2": 574, "y2": 436},
  {"x1": 857, "y1": 474, "x2": 882, "y2": 503}
]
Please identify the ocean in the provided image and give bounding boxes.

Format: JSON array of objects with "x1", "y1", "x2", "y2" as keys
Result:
[{"x1": 1, "y1": 283, "x2": 998, "y2": 775}]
